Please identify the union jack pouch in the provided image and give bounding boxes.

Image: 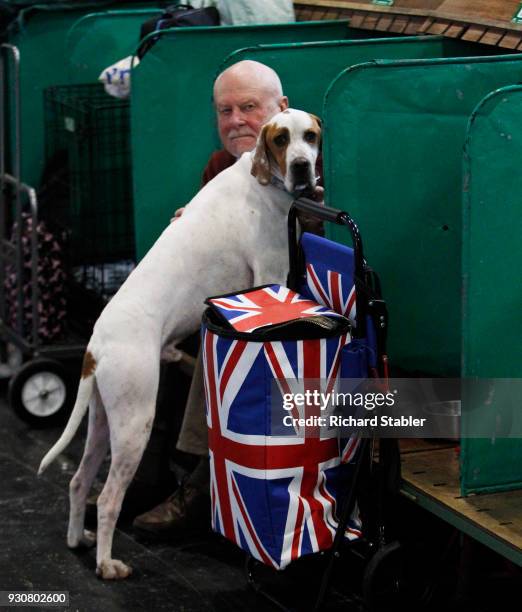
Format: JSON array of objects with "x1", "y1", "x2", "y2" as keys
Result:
[{"x1": 202, "y1": 284, "x2": 363, "y2": 569}]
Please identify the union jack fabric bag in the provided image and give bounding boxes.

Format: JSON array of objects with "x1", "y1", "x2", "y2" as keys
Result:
[
  {"x1": 202, "y1": 284, "x2": 363, "y2": 570},
  {"x1": 298, "y1": 232, "x2": 379, "y2": 371}
]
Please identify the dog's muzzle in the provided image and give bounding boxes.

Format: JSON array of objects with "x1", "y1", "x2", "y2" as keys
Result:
[{"x1": 290, "y1": 157, "x2": 314, "y2": 191}]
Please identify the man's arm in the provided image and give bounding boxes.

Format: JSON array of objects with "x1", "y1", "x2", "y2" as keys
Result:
[{"x1": 201, "y1": 149, "x2": 237, "y2": 186}]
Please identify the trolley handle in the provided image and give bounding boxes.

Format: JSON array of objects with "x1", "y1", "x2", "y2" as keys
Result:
[
  {"x1": 289, "y1": 197, "x2": 345, "y2": 224},
  {"x1": 287, "y1": 196, "x2": 368, "y2": 337}
]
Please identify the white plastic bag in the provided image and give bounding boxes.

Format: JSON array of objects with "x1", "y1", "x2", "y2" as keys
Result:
[{"x1": 98, "y1": 55, "x2": 139, "y2": 99}]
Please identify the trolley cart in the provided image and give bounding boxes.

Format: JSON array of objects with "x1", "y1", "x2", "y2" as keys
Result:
[
  {"x1": 0, "y1": 42, "x2": 87, "y2": 426},
  {"x1": 285, "y1": 198, "x2": 407, "y2": 611},
  {"x1": 201, "y1": 197, "x2": 430, "y2": 611}
]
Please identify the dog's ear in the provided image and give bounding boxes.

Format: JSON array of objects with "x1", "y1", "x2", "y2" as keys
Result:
[
  {"x1": 310, "y1": 113, "x2": 322, "y2": 129},
  {"x1": 251, "y1": 124, "x2": 272, "y2": 186},
  {"x1": 309, "y1": 113, "x2": 322, "y2": 151}
]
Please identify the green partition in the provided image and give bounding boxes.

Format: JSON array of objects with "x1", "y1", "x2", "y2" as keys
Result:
[
  {"x1": 131, "y1": 20, "x2": 356, "y2": 259},
  {"x1": 220, "y1": 37, "x2": 487, "y2": 116},
  {"x1": 323, "y1": 54, "x2": 522, "y2": 377},
  {"x1": 66, "y1": 8, "x2": 161, "y2": 83},
  {"x1": 460, "y1": 85, "x2": 522, "y2": 495},
  {"x1": 4, "y1": 1, "x2": 162, "y2": 189}
]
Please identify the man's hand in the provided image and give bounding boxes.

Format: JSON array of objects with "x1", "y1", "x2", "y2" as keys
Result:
[
  {"x1": 170, "y1": 206, "x2": 186, "y2": 223},
  {"x1": 298, "y1": 185, "x2": 325, "y2": 236},
  {"x1": 312, "y1": 185, "x2": 324, "y2": 204}
]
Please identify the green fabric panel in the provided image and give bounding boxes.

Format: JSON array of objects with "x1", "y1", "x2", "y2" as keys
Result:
[
  {"x1": 131, "y1": 21, "x2": 350, "y2": 259},
  {"x1": 220, "y1": 37, "x2": 467, "y2": 118},
  {"x1": 5, "y1": 2, "x2": 160, "y2": 188},
  {"x1": 66, "y1": 9, "x2": 161, "y2": 83},
  {"x1": 461, "y1": 86, "x2": 522, "y2": 495},
  {"x1": 460, "y1": 433, "x2": 522, "y2": 496},
  {"x1": 324, "y1": 55, "x2": 522, "y2": 376}
]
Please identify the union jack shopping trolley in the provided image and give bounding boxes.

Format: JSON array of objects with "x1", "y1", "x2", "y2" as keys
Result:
[{"x1": 202, "y1": 199, "x2": 401, "y2": 611}]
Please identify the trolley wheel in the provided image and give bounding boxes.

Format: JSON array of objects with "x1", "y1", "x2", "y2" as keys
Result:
[
  {"x1": 362, "y1": 541, "x2": 434, "y2": 612},
  {"x1": 245, "y1": 555, "x2": 261, "y2": 591},
  {"x1": 8, "y1": 359, "x2": 74, "y2": 427}
]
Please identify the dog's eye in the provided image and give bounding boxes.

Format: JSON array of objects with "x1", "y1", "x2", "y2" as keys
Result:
[
  {"x1": 274, "y1": 133, "x2": 288, "y2": 147},
  {"x1": 304, "y1": 131, "x2": 317, "y2": 144}
]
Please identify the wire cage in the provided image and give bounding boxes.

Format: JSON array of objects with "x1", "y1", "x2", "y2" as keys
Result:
[{"x1": 44, "y1": 83, "x2": 135, "y2": 298}]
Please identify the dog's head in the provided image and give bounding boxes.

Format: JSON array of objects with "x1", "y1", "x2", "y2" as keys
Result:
[{"x1": 251, "y1": 108, "x2": 321, "y2": 194}]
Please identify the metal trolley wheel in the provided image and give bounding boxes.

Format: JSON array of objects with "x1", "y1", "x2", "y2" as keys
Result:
[
  {"x1": 362, "y1": 541, "x2": 434, "y2": 612},
  {"x1": 8, "y1": 358, "x2": 74, "y2": 427}
]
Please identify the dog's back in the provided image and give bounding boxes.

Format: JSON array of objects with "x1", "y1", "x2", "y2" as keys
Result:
[{"x1": 96, "y1": 153, "x2": 293, "y2": 349}]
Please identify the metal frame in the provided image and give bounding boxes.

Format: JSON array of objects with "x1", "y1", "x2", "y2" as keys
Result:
[
  {"x1": 0, "y1": 43, "x2": 40, "y2": 355},
  {"x1": 401, "y1": 483, "x2": 522, "y2": 567},
  {"x1": 0, "y1": 43, "x2": 85, "y2": 363}
]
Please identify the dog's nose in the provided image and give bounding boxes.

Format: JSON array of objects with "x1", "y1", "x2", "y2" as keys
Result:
[
  {"x1": 290, "y1": 158, "x2": 311, "y2": 183},
  {"x1": 291, "y1": 158, "x2": 310, "y2": 173}
]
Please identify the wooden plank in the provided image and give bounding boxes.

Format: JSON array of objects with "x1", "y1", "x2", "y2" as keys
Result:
[
  {"x1": 461, "y1": 24, "x2": 487, "y2": 42},
  {"x1": 360, "y1": 13, "x2": 380, "y2": 30},
  {"x1": 375, "y1": 15, "x2": 395, "y2": 32},
  {"x1": 437, "y1": 0, "x2": 520, "y2": 24},
  {"x1": 310, "y1": 8, "x2": 330, "y2": 19},
  {"x1": 397, "y1": 0, "x2": 441, "y2": 8},
  {"x1": 296, "y1": 7, "x2": 314, "y2": 20},
  {"x1": 293, "y1": 1, "x2": 522, "y2": 32},
  {"x1": 498, "y1": 32, "x2": 522, "y2": 49},
  {"x1": 389, "y1": 15, "x2": 409, "y2": 34},
  {"x1": 480, "y1": 27, "x2": 507, "y2": 46},
  {"x1": 402, "y1": 448, "x2": 522, "y2": 552},
  {"x1": 444, "y1": 23, "x2": 466, "y2": 38},
  {"x1": 399, "y1": 439, "x2": 456, "y2": 454},
  {"x1": 294, "y1": 1, "x2": 440, "y2": 15},
  {"x1": 349, "y1": 10, "x2": 368, "y2": 28},
  {"x1": 427, "y1": 19, "x2": 452, "y2": 35},
  {"x1": 323, "y1": 7, "x2": 348, "y2": 19},
  {"x1": 417, "y1": 17, "x2": 434, "y2": 34},
  {"x1": 404, "y1": 16, "x2": 426, "y2": 35}
]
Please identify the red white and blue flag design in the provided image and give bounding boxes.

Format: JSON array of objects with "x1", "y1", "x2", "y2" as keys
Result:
[
  {"x1": 297, "y1": 232, "x2": 357, "y2": 326},
  {"x1": 203, "y1": 324, "x2": 361, "y2": 570},
  {"x1": 305, "y1": 263, "x2": 356, "y2": 325},
  {"x1": 208, "y1": 284, "x2": 343, "y2": 333}
]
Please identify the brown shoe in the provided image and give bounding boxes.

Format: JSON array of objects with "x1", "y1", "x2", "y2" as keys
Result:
[
  {"x1": 132, "y1": 479, "x2": 210, "y2": 540},
  {"x1": 84, "y1": 479, "x2": 177, "y2": 527}
]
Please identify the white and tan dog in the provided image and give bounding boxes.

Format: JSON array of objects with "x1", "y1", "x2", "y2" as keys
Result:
[{"x1": 38, "y1": 108, "x2": 321, "y2": 580}]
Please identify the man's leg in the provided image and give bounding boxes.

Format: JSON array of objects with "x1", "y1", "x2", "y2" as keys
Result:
[
  {"x1": 175, "y1": 348, "x2": 208, "y2": 457},
  {"x1": 133, "y1": 350, "x2": 210, "y2": 538}
]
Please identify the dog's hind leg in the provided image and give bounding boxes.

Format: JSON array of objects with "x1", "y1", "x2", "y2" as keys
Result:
[
  {"x1": 94, "y1": 354, "x2": 159, "y2": 580},
  {"x1": 67, "y1": 388, "x2": 109, "y2": 550},
  {"x1": 95, "y1": 404, "x2": 155, "y2": 579}
]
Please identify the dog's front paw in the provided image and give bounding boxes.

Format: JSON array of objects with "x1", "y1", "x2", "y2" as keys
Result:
[
  {"x1": 67, "y1": 529, "x2": 96, "y2": 550},
  {"x1": 80, "y1": 530, "x2": 96, "y2": 548},
  {"x1": 160, "y1": 344, "x2": 183, "y2": 362},
  {"x1": 96, "y1": 559, "x2": 133, "y2": 580}
]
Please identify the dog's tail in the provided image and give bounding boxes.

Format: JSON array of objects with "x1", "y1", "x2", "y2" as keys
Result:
[{"x1": 37, "y1": 350, "x2": 97, "y2": 476}]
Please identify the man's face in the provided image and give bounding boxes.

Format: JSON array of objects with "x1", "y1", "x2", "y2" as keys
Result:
[{"x1": 215, "y1": 82, "x2": 284, "y2": 158}]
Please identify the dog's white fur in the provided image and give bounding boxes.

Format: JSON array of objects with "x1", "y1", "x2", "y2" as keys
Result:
[{"x1": 38, "y1": 108, "x2": 321, "y2": 580}]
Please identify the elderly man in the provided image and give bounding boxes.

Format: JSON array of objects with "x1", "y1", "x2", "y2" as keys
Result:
[
  {"x1": 133, "y1": 60, "x2": 321, "y2": 538},
  {"x1": 171, "y1": 60, "x2": 289, "y2": 220}
]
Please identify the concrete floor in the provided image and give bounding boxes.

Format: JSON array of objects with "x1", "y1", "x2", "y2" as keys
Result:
[
  {"x1": 0, "y1": 382, "x2": 278, "y2": 612},
  {"x1": 0, "y1": 379, "x2": 520, "y2": 612}
]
